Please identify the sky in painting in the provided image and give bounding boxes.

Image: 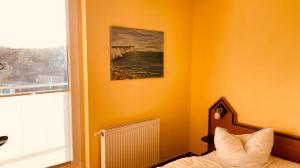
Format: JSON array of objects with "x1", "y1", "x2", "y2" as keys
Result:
[{"x1": 111, "y1": 27, "x2": 164, "y2": 52}]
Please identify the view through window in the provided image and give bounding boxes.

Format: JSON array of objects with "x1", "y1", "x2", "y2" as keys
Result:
[
  {"x1": 0, "y1": 0, "x2": 72, "y2": 167},
  {"x1": 0, "y1": 0, "x2": 68, "y2": 95}
]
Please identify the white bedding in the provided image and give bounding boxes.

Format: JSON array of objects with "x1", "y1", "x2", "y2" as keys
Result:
[{"x1": 159, "y1": 152, "x2": 300, "y2": 168}]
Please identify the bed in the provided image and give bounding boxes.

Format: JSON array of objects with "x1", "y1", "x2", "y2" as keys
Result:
[
  {"x1": 159, "y1": 151, "x2": 300, "y2": 168},
  {"x1": 159, "y1": 97, "x2": 300, "y2": 168}
]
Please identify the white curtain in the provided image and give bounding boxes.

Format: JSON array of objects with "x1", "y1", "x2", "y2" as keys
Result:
[{"x1": 0, "y1": 92, "x2": 72, "y2": 168}]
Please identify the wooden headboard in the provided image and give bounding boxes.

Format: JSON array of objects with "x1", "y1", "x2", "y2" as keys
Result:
[{"x1": 208, "y1": 97, "x2": 300, "y2": 163}]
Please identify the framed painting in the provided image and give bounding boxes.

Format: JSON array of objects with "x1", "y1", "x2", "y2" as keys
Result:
[{"x1": 110, "y1": 26, "x2": 164, "y2": 80}]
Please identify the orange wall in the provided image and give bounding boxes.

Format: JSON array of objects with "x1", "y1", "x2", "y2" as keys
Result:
[
  {"x1": 85, "y1": 0, "x2": 193, "y2": 167},
  {"x1": 190, "y1": 0, "x2": 300, "y2": 155}
]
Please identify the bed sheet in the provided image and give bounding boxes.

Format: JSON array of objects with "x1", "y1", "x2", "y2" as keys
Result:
[{"x1": 158, "y1": 151, "x2": 300, "y2": 168}]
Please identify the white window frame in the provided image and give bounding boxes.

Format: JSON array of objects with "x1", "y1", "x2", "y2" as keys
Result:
[{"x1": 50, "y1": 0, "x2": 84, "y2": 167}]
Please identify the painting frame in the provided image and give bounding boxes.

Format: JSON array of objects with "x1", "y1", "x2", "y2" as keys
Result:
[{"x1": 110, "y1": 26, "x2": 164, "y2": 80}]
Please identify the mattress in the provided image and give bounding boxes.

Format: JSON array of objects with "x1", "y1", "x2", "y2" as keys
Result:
[{"x1": 158, "y1": 151, "x2": 300, "y2": 168}]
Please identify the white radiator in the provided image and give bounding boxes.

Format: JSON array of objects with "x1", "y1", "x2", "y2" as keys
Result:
[{"x1": 98, "y1": 119, "x2": 160, "y2": 168}]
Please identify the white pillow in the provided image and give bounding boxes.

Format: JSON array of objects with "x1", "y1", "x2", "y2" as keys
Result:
[{"x1": 214, "y1": 127, "x2": 274, "y2": 168}]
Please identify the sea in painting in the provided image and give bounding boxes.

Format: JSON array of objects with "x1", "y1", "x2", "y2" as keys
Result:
[{"x1": 110, "y1": 27, "x2": 164, "y2": 80}]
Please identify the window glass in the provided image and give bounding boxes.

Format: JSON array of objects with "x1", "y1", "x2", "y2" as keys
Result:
[
  {"x1": 0, "y1": 0, "x2": 68, "y2": 95},
  {"x1": 0, "y1": 0, "x2": 72, "y2": 167}
]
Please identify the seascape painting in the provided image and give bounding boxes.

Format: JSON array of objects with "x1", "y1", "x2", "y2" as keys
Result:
[{"x1": 110, "y1": 27, "x2": 164, "y2": 80}]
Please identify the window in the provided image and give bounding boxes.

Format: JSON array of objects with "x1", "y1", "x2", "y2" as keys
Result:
[{"x1": 0, "y1": 0, "x2": 72, "y2": 167}]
